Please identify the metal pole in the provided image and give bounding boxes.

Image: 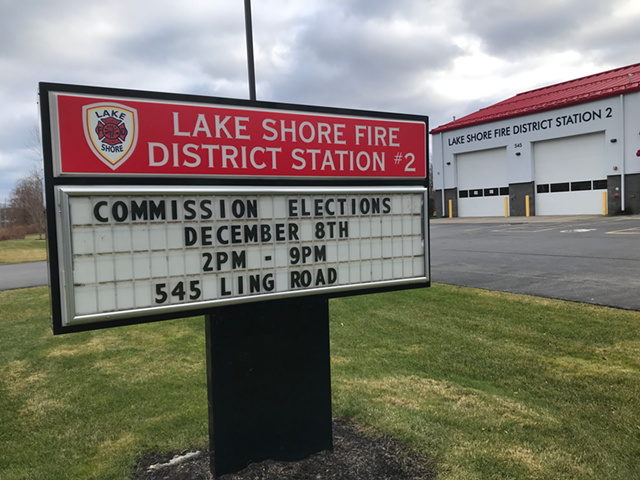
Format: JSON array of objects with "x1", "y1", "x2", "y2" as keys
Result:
[
  {"x1": 244, "y1": 0, "x2": 257, "y2": 101},
  {"x1": 620, "y1": 94, "x2": 625, "y2": 212},
  {"x1": 440, "y1": 134, "x2": 446, "y2": 217}
]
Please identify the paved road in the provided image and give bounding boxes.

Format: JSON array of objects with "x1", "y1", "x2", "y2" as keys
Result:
[
  {"x1": 430, "y1": 215, "x2": 640, "y2": 311},
  {"x1": 0, "y1": 261, "x2": 48, "y2": 291}
]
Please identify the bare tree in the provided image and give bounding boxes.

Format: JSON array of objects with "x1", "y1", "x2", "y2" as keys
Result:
[
  {"x1": 8, "y1": 165, "x2": 46, "y2": 237},
  {"x1": 6, "y1": 127, "x2": 47, "y2": 238}
]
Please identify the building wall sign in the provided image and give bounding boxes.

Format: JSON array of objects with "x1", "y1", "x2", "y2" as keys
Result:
[
  {"x1": 40, "y1": 83, "x2": 429, "y2": 333},
  {"x1": 446, "y1": 107, "x2": 614, "y2": 147}
]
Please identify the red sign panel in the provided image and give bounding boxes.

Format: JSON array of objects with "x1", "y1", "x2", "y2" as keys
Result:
[{"x1": 50, "y1": 93, "x2": 426, "y2": 179}]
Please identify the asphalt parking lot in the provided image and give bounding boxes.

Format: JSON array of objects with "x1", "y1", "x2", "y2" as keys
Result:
[{"x1": 430, "y1": 214, "x2": 640, "y2": 311}]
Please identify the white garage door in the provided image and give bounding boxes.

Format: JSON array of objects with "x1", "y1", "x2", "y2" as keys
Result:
[
  {"x1": 457, "y1": 147, "x2": 508, "y2": 217},
  {"x1": 534, "y1": 132, "x2": 607, "y2": 215}
]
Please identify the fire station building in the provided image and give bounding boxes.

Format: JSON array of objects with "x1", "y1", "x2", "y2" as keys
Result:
[{"x1": 431, "y1": 63, "x2": 640, "y2": 217}]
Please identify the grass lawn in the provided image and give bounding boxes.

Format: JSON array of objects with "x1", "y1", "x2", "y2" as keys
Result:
[
  {"x1": 1, "y1": 284, "x2": 639, "y2": 479},
  {"x1": 0, "y1": 234, "x2": 47, "y2": 264}
]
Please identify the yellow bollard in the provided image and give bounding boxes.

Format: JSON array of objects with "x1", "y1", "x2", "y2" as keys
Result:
[
  {"x1": 603, "y1": 191, "x2": 607, "y2": 216},
  {"x1": 525, "y1": 195, "x2": 530, "y2": 217},
  {"x1": 448, "y1": 199, "x2": 453, "y2": 218},
  {"x1": 504, "y1": 196, "x2": 508, "y2": 217}
]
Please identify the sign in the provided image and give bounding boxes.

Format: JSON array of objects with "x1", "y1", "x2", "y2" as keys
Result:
[
  {"x1": 55, "y1": 186, "x2": 427, "y2": 326},
  {"x1": 48, "y1": 91, "x2": 426, "y2": 179},
  {"x1": 40, "y1": 83, "x2": 429, "y2": 333}
]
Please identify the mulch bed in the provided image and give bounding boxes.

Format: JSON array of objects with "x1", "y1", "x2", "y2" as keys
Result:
[{"x1": 131, "y1": 418, "x2": 437, "y2": 480}]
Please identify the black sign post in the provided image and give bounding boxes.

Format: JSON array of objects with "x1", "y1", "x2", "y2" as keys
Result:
[{"x1": 206, "y1": 296, "x2": 332, "y2": 476}]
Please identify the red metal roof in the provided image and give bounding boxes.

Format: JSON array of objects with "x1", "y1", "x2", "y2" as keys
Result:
[{"x1": 430, "y1": 62, "x2": 640, "y2": 134}]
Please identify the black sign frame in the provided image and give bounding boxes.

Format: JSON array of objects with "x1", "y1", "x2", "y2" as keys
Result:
[{"x1": 39, "y1": 82, "x2": 430, "y2": 335}]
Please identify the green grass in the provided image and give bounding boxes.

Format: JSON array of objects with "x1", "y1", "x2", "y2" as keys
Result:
[
  {"x1": 0, "y1": 235, "x2": 47, "y2": 264},
  {"x1": 0, "y1": 288, "x2": 208, "y2": 480},
  {"x1": 1, "y1": 284, "x2": 639, "y2": 479},
  {"x1": 330, "y1": 286, "x2": 640, "y2": 479}
]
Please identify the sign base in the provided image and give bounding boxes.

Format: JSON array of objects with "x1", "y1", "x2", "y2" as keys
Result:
[{"x1": 205, "y1": 297, "x2": 333, "y2": 477}]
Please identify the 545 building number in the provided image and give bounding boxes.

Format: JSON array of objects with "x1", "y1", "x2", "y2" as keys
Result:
[{"x1": 155, "y1": 280, "x2": 202, "y2": 304}]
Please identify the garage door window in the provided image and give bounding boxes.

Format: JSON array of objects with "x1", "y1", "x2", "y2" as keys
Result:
[
  {"x1": 460, "y1": 186, "x2": 509, "y2": 198},
  {"x1": 571, "y1": 181, "x2": 591, "y2": 191},
  {"x1": 537, "y1": 179, "x2": 607, "y2": 194}
]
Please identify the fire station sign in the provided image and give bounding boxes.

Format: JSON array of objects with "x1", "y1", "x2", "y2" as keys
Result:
[
  {"x1": 48, "y1": 89, "x2": 426, "y2": 179},
  {"x1": 40, "y1": 83, "x2": 429, "y2": 332}
]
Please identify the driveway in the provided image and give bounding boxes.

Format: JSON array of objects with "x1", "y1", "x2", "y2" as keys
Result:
[{"x1": 430, "y1": 214, "x2": 640, "y2": 311}]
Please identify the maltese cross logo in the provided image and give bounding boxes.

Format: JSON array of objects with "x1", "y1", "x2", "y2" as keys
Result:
[
  {"x1": 95, "y1": 116, "x2": 128, "y2": 146},
  {"x1": 83, "y1": 102, "x2": 138, "y2": 170}
]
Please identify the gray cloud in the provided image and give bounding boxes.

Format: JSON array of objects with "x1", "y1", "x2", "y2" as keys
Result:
[
  {"x1": 261, "y1": 2, "x2": 461, "y2": 113},
  {"x1": 458, "y1": 0, "x2": 615, "y2": 57},
  {"x1": 578, "y1": 14, "x2": 640, "y2": 67}
]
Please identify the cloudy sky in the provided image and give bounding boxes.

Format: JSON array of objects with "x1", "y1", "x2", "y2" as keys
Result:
[{"x1": 1, "y1": 0, "x2": 640, "y2": 203}]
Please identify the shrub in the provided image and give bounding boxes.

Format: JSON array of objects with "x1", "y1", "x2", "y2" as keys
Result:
[{"x1": 0, "y1": 224, "x2": 41, "y2": 241}]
